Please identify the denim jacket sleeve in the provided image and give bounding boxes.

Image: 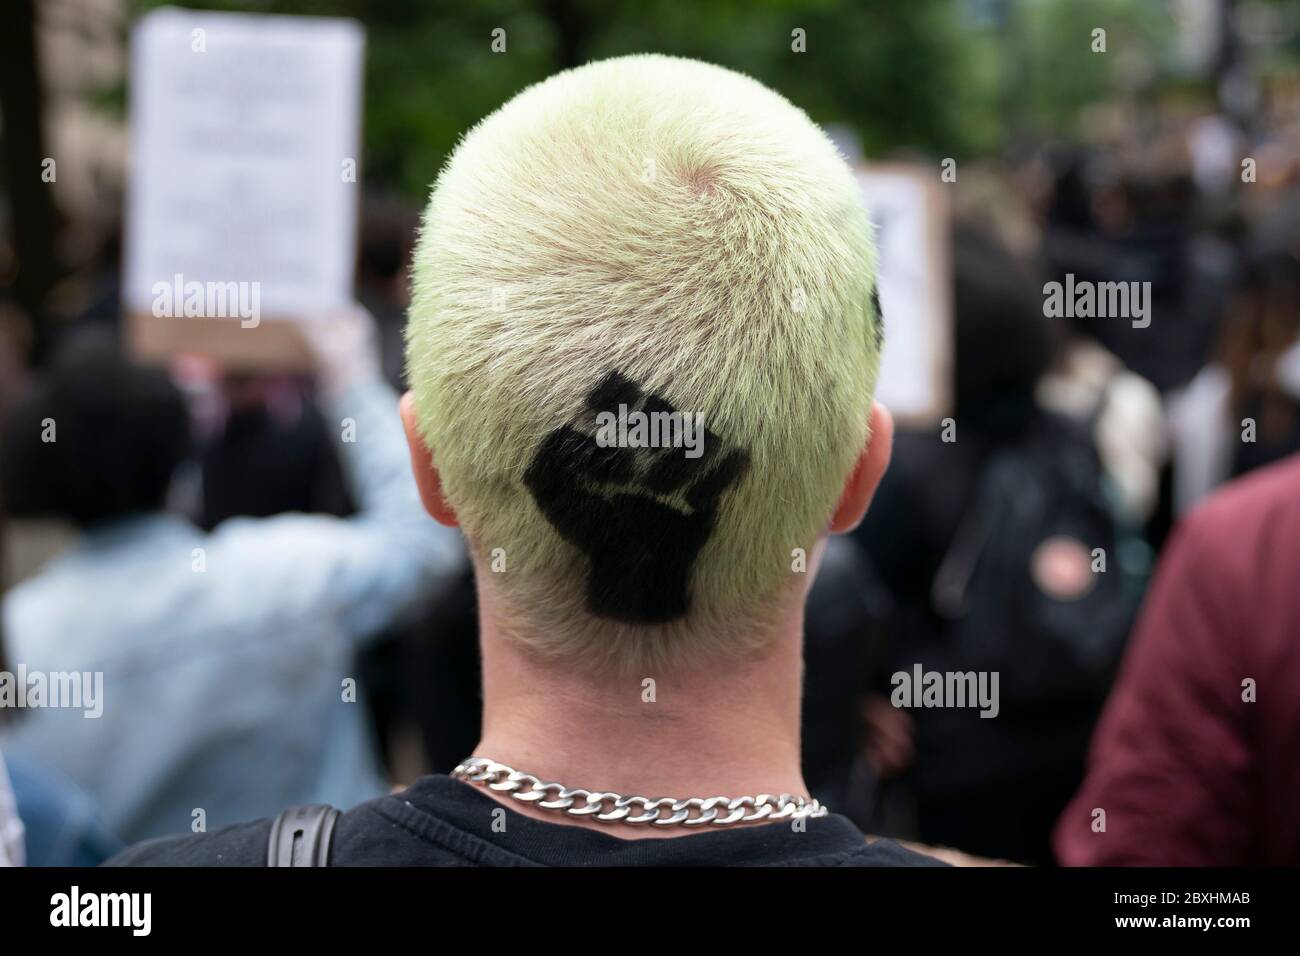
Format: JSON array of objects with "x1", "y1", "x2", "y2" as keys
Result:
[{"x1": 215, "y1": 376, "x2": 465, "y2": 646}]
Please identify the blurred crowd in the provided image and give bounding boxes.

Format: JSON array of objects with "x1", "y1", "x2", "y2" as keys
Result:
[{"x1": 3, "y1": 9, "x2": 1300, "y2": 868}]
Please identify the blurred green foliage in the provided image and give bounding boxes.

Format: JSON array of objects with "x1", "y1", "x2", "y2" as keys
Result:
[{"x1": 119, "y1": 0, "x2": 1232, "y2": 202}]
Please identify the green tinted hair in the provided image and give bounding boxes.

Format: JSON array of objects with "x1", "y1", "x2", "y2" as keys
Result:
[{"x1": 406, "y1": 54, "x2": 881, "y2": 674}]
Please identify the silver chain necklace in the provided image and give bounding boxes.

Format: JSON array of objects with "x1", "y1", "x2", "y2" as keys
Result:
[{"x1": 451, "y1": 757, "x2": 829, "y2": 828}]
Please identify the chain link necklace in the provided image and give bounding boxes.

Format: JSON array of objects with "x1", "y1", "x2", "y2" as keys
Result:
[{"x1": 451, "y1": 757, "x2": 829, "y2": 828}]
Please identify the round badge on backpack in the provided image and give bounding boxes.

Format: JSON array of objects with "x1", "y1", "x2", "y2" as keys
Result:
[{"x1": 1030, "y1": 535, "x2": 1095, "y2": 601}]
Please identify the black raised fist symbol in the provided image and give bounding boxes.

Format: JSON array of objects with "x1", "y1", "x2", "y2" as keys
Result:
[{"x1": 523, "y1": 370, "x2": 749, "y2": 624}]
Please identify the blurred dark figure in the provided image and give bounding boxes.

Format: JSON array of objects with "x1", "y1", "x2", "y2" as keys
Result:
[
  {"x1": 798, "y1": 535, "x2": 894, "y2": 830},
  {"x1": 1168, "y1": 197, "x2": 1300, "y2": 511},
  {"x1": 1043, "y1": 151, "x2": 1235, "y2": 395},
  {"x1": 1, "y1": 333, "x2": 190, "y2": 528},
  {"x1": 856, "y1": 226, "x2": 1147, "y2": 864},
  {"x1": 1225, "y1": 200, "x2": 1300, "y2": 475},
  {"x1": 199, "y1": 375, "x2": 351, "y2": 530},
  {"x1": 410, "y1": 568, "x2": 483, "y2": 776},
  {"x1": 356, "y1": 194, "x2": 419, "y2": 390}
]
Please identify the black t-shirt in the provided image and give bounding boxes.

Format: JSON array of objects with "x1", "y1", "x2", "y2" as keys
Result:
[{"x1": 106, "y1": 774, "x2": 944, "y2": 867}]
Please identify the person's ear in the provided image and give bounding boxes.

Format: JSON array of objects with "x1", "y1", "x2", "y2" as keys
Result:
[
  {"x1": 399, "y1": 392, "x2": 459, "y2": 527},
  {"x1": 829, "y1": 401, "x2": 893, "y2": 534}
]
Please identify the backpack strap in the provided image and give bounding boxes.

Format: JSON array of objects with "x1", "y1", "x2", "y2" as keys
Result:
[
  {"x1": 931, "y1": 486, "x2": 995, "y2": 620},
  {"x1": 267, "y1": 804, "x2": 340, "y2": 867}
]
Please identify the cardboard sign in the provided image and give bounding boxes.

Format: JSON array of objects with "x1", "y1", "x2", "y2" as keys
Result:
[
  {"x1": 856, "y1": 164, "x2": 953, "y2": 425},
  {"x1": 124, "y1": 8, "x2": 364, "y2": 369}
]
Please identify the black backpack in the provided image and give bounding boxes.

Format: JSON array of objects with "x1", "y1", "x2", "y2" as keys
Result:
[{"x1": 929, "y1": 413, "x2": 1148, "y2": 707}]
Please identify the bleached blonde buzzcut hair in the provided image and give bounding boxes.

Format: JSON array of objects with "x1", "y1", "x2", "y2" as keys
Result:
[{"x1": 406, "y1": 54, "x2": 881, "y2": 675}]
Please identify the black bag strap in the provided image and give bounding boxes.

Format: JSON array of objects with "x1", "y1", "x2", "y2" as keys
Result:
[
  {"x1": 267, "y1": 804, "x2": 340, "y2": 867},
  {"x1": 930, "y1": 485, "x2": 996, "y2": 620}
]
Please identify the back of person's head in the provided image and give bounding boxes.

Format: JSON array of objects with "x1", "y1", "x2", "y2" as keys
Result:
[
  {"x1": 1242, "y1": 195, "x2": 1300, "y2": 300},
  {"x1": 1221, "y1": 196, "x2": 1300, "y2": 442},
  {"x1": 0, "y1": 335, "x2": 190, "y2": 530},
  {"x1": 951, "y1": 223, "x2": 1059, "y2": 430},
  {"x1": 405, "y1": 55, "x2": 882, "y2": 675}
]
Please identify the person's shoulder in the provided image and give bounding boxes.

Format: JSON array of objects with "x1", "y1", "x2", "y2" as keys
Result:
[
  {"x1": 105, "y1": 818, "x2": 271, "y2": 867},
  {"x1": 1176, "y1": 452, "x2": 1300, "y2": 575},
  {"x1": 1191, "y1": 453, "x2": 1300, "y2": 530},
  {"x1": 836, "y1": 838, "x2": 950, "y2": 867}
]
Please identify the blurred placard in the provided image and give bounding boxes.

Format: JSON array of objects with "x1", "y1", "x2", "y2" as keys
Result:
[
  {"x1": 125, "y1": 8, "x2": 364, "y2": 369},
  {"x1": 857, "y1": 163, "x2": 953, "y2": 425}
]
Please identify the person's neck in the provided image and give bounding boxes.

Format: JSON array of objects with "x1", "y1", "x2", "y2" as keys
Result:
[{"x1": 468, "y1": 604, "x2": 808, "y2": 838}]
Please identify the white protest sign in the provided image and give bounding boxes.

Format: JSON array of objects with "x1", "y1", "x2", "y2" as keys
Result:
[
  {"x1": 125, "y1": 8, "x2": 363, "y2": 360},
  {"x1": 856, "y1": 164, "x2": 953, "y2": 424}
]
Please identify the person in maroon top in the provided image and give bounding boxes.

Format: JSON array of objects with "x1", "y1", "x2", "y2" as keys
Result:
[{"x1": 1054, "y1": 452, "x2": 1300, "y2": 865}]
